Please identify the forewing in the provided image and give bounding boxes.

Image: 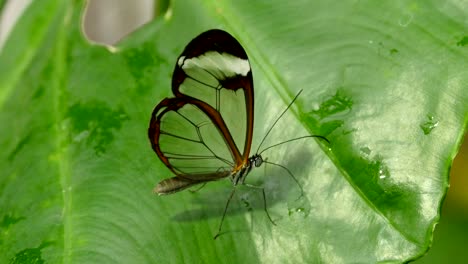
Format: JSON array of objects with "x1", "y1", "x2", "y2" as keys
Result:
[{"x1": 172, "y1": 29, "x2": 254, "y2": 162}]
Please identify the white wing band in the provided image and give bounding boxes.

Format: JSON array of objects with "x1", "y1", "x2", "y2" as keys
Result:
[{"x1": 179, "y1": 51, "x2": 250, "y2": 79}]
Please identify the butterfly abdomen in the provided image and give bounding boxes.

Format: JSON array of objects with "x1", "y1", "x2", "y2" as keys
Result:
[{"x1": 154, "y1": 176, "x2": 200, "y2": 195}]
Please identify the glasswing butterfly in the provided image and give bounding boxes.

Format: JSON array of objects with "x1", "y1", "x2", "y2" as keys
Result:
[{"x1": 148, "y1": 29, "x2": 328, "y2": 239}]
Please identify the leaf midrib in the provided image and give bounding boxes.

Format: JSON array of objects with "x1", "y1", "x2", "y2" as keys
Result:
[{"x1": 54, "y1": 3, "x2": 73, "y2": 263}]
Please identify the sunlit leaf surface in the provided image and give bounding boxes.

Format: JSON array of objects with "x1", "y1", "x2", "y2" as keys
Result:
[{"x1": 0, "y1": 0, "x2": 467, "y2": 263}]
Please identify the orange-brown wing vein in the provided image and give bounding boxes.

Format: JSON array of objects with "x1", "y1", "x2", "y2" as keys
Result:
[{"x1": 149, "y1": 96, "x2": 243, "y2": 179}]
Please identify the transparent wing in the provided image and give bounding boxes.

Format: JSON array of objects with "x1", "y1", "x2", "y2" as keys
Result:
[
  {"x1": 148, "y1": 97, "x2": 239, "y2": 179},
  {"x1": 171, "y1": 29, "x2": 254, "y2": 161}
]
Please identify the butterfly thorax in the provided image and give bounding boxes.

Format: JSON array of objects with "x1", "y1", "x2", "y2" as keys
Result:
[{"x1": 231, "y1": 154, "x2": 263, "y2": 186}]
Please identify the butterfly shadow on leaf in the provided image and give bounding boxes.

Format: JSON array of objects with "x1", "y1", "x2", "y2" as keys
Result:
[{"x1": 170, "y1": 145, "x2": 317, "y2": 225}]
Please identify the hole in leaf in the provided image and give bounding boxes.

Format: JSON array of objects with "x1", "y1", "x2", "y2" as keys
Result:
[
  {"x1": 82, "y1": 0, "x2": 157, "y2": 45},
  {"x1": 0, "y1": 0, "x2": 33, "y2": 49}
]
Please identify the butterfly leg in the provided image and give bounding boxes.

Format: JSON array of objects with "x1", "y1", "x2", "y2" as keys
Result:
[
  {"x1": 243, "y1": 183, "x2": 276, "y2": 226},
  {"x1": 263, "y1": 160, "x2": 304, "y2": 201},
  {"x1": 214, "y1": 187, "x2": 236, "y2": 240}
]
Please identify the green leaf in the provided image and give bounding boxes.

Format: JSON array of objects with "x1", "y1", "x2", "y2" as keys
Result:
[
  {"x1": 0, "y1": 0, "x2": 6, "y2": 13},
  {"x1": 1, "y1": 0, "x2": 467, "y2": 263}
]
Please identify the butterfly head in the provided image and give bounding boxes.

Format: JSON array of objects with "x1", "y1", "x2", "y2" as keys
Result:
[{"x1": 250, "y1": 154, "x2": 263, "y2": 168}]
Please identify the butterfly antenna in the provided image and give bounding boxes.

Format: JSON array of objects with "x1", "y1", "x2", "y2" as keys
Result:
[
  {"x1": 258, "y1": 135, "x2": 330, "y2": 155},
  {"x1": 256, "y1": 90, "x2": 303, "y2": 154}
]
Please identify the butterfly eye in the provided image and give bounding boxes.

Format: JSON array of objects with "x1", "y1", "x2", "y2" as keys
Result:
[{"x1": 254, "y1": 155, "x2": 263, "y2": 167}]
